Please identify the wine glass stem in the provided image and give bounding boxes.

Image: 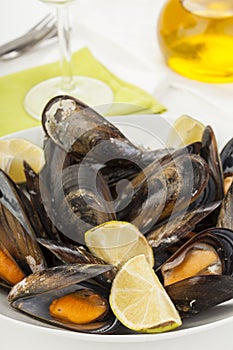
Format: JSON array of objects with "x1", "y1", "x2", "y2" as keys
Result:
[{"x1": 56, "y1": 4, "x2": 75, "y2": 91}]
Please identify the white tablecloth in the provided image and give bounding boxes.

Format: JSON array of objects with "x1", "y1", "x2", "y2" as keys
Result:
[{"x1": 1, "y1": 0, "x2": 233, "y2": 123}]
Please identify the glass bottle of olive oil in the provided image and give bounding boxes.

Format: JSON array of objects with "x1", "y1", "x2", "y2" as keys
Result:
[{"x1": 157, "y1": 0, "x2": 233, "y2": 83}]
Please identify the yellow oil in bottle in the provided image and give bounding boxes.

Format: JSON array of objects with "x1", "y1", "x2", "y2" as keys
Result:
[{"x1": 157, "y1": 0, "x2": 233, "y2": 83}]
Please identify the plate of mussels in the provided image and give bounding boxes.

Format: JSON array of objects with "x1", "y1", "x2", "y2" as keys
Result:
[{"x1": 0, "y1": 95, "x2": 233, "y2": 350}]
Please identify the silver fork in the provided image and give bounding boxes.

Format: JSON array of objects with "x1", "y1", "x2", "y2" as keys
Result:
[{"x1": 0, "y1": 13, "x2": 57, "y2": 60}]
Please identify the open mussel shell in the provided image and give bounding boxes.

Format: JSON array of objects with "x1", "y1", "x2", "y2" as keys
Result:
[
  {"x1": 9, "y1": 263, "x2": 113, "y2": 302},
  {"x1": 116, "y1": 153, "x2": 209, "y2": 234},
  {"x1": 10, "y1": 283, "x2": 119, "y2": 333},
  {"x1": 0, "y1": 277, "x2": 12, "y2": 289},
  {"x1": 38, "y1": 238, "x2": 117, "y2": 286},
  {"x1": 45, "y1": 164, "x2": 116, "y2": 245},
  {"x1": 217, "y1": 180, "x2": 233, "y2": 230},
  {"x1": 166, "y1": 275, "x2": 233, "y2": 317},
  {"x1": 0, "y1": 170, "x2": 46, "y2": 284},
  {"x1": 148, "y1": 200, "x2": 221, "y2": 268},
  {"x1": 183, "y1": 126, "x2": 224, "y2": 233},
  {"x1": 159, "y1": 228, "x2": 233, "y2": 316},
  {"x1": 147, "y1": 126, "x2": 224, "y2": 252},
  {"x1": 221, "y1": 137, "x2": 233, "y2": 176},
  {"x1": 160, "y1": 227, "x2": 233, "y2": 279},
  {"x1": 41, "y1": 95, "x2": 141, "y2": 163},
  {"x1": 9, "y1": 263, "x2": 119, "y2": 334},
  {"x1": 101, "y1": 141, "x2": 201, "y2": 194},
  {"x1": 194, "y1": 126, "x2": 224, "y2": 208},
  {"x1": 24, "y1": 162, "x2": 63, "y2": 244},
  {"x1": 37, "y1": 238, "x2": 104, "y2": 265},
  {"x1": 0, "y1": 169, "x2": 38, "y2": 240}
]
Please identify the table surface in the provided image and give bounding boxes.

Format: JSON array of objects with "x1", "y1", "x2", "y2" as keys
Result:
[{"x1": 0, "y1": 0, "x2": 233, "y2": 124}]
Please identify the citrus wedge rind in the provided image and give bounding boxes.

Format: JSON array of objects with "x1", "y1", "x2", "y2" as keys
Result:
[
  {"x1": 167, "y1": 115, "x2": 205, "y2": 147},
  {"x1": 109, "y1": 254, "x2": 182, "y2": 333},
  {"x1": 0, "y1": 138, "x2": 45, "y2": 183},
  {"x1": 85, "y1": 221, "x2": 154, "y2": 267}
]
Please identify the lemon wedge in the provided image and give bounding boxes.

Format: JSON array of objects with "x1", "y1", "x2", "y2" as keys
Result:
[
  {"x1": 0, "y1": 138, "x2": 45, "y2": 183},
  {"x1": 85, "y1": 221, "x2": 154, "y2": 268},
  {"x1": 167, "y1": 115, "x2": 205, "y2": 147},
  {"x1": 109, "y1": 254, "x2": 182, "y2": 333}
]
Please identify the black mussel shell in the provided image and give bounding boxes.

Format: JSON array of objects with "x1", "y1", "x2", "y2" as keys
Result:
[
  {"x1": 217, "y1": 180, "x2": 233, "y2": 230},
  {"x1": 24, "y1": 161, "x2": 63, "y2": 244},
  {"x1": 116, "y1": 153, "x2": 209, "y2": 234},
  {"x1": 159, "y1": 228, "x2": 233, "y2": 317},
  {"x1": 43, "y1": 164, "x2": 116, "y2": 245},
  {"x1": 166, "y1": 275, "x2": 233, "y2": 317},
  {"x1": 221, "y1": 137, "x2": 233, "y2": 176},
  {"x1": 41, "y1": 95, "x2": 141, "y2": 163},
  {"x1": 0, "y1": 277, "x2": 12, "y2": 289},
  {"x1": 195, "y1": 126, "x2": 224, "y2": 208},
  {"x1": 10, "y1": 283, "x2": 119, "y2": 334},
  {"x1": 0, "y1": 170, "x2": 46, "y2": 277},
  {"x1": 0, "y1": 170, "x2": 37, "y2": 240},
  {"x1": 148, "y1": 201, "x2": 221, "y2": 268},
  {"x1": 38, "y1": 238, "x2": 117, "y2": 286},
  {"x1": 8, "y1": 263, "x2": 119, "y2": 334},
  {"x1": 102, "y1": 142, "x2": 202, "y2": 193},
  {"x1": 8, "y1": 263, "x2": 113, "y2": 302},
  {"x1": 159, "y1": 227, "x2": 233, "y2": 278}
]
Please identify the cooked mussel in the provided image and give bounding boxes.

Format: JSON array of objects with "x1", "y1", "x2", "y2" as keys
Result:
[
  {"x1": 221, "y1": 137, "x2": 233, "y2": 177},
  {"x1": 49, "y1": 288, "x2": 109, "y2": 325},
  {"x1": 24, "y1": 162, "x2": 63, "y2": 244},
  {"x1": 166, "y1": 275, "x2": 233, "y2": 317},
  {"x1": 0, "y1": 238, "x2": 25, "y2": 286},
  {"x1": 41, "y1": 95, "x2": 141, "y2": 163},
  {"x1": 8, "y1": 262, "x2": 119, "y2": 333},
  {"x1": 42, "y1": 163, "x2": 116, "y2": 245},
  {"x1": 0, "y1": 170, "x2": 47, "y2": 288},
  {"x1": 100, "y1": 142, "x2": 202, "y2": 195},
  {"x1": 217, "y1": 180, "x2": 233, "y2": 230},
  {"x1": 220, "y1": 137, "x2": 233, "y2": 199},
  {"x1": 159, "y1": 228, "x2": 233, "y2": 316},
  {"x1": 116, "y1": 153, "x2": 209, "y2": 235},
  {"x1": 147, "y1": 129, "x2": 231, "y2": 261},
  {"x1": 191, "y1": 126, "x2": 224, "y2": 211},
  {"x1": 38, "y1": 238, "x2": 117, "y2": 286}
]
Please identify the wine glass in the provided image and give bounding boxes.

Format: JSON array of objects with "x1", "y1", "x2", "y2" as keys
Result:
[{"x1": 24, "y1": 0, "x2": 113, "y2": 120}]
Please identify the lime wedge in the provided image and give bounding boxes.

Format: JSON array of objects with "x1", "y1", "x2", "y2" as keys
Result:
[
  {"x1": 0, "y1": 138, "x2": 44, "y2": 183},
  {"x1": 85, "y1": 221, "x2": 154, "y2": 268},
  {"x1": 167, "y1": 115, "x2": 205, "y2": 147},
  {"x1": 109, "y1": 254, "x2": 182, "y2": 333}
]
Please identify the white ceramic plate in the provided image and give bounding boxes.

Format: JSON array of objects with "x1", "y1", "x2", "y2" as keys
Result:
[{"x1": 0, "y1": 113, "x2": 233, "y2": 350}]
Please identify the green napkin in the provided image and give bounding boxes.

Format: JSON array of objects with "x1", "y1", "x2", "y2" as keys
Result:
[{"x1": 0, "y1": 47, "x2": 166, "y2": 137}]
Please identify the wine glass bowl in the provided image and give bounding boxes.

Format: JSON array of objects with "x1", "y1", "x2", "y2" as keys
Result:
[{"x1": 24, "y1": 0, "x2": 113, "y2": 119}]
